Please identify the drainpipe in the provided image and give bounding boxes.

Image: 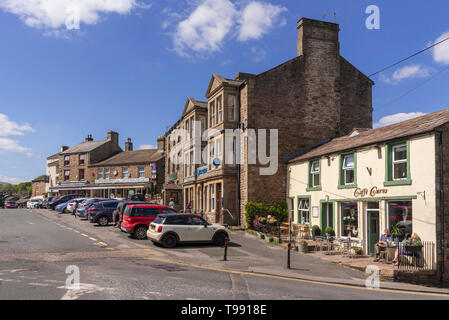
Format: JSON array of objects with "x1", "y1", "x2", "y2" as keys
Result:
[
  {"x1": 437, "y1": 130, "x2": 445, "y2": 282},
  {"x1": 237, "y1": 83, "x2": 243, "y2": 227}
]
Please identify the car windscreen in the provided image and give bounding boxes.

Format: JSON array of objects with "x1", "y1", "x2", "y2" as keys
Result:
[
  {"x1": 161, "y1": 208, "x2": 177, "y2": 214},
  {"x1": 153, "y1": 216, "x2": 166, "y2": 224}
]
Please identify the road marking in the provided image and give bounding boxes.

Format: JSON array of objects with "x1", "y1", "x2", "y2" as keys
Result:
[
  {"x1": 142, "y1": 257, "x2": 449, "y2": 298},
  {"x1": 28, "y1": 282, "x2": 50, "y2": 287},
  {"x1": 81, "y1": 234, "x2": 88, "y2": 237},
  {"x1": 59, "y1": 283, "x2": 113, "y2": 300},
  {"x1": 89, "y1": 237, "x2": 97, "y2": 241},
  {"x1": 93, "y1": 242, "x2": 108, "y2": 248}
]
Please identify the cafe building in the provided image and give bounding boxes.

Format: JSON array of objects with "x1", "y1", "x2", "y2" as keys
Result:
[{"x1": 287, "y1": 108, "x2": 449, "y2": 282}]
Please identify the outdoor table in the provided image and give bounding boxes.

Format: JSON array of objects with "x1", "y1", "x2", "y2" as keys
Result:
[{"x1": 337, "y1": 237, "x2": 360, "y2": 258}]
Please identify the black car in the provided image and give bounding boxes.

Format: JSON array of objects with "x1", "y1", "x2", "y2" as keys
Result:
[
  {"x1": 47, "y1": 195, "x2": 83, "y2": 210},
  {"x1": 88, "y1": 200, "x2": 120, "y2": 226}
]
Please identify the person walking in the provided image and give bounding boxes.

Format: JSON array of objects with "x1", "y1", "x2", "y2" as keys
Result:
[
  {"x1": 186, "y1": 202, "x2": 192, "y2": 213},
  {"x1": 168, "y1": 198, "x2": 175, "y2": 209},
  {"x1": 73, "y1": 200, "x2": 79, "y2": 218}
]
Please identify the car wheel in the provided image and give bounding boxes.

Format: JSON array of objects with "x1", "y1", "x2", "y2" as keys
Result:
[
  {"x1": 161, "y1": 234, "x2": 177, "y2": 248},
  {"x1": 133, "y1": 226, "x2": 148, "y2": 240},
  {"x1": 213, "y1": 232, "x2": 227, "y2": 246},
  {"x1": 98, "y1": 216, "x2": 109, "y2": 226}
]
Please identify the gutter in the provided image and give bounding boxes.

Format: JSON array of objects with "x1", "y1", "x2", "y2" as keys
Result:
[{"x1": 437, "y1": 130, "x2": 445, "y2": 282}]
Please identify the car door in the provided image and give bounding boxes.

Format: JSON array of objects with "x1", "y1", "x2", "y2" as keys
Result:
[
  {"x1": 188, "y1": 216, "x2": 214, "y2": 241},
  {"x1": 166, "y1": 216, "x2": 190, "y2": 242}
]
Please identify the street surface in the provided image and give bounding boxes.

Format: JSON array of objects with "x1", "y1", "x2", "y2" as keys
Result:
[{"x1": 0, "y1": 208, "x2": 447, "y2": 300}]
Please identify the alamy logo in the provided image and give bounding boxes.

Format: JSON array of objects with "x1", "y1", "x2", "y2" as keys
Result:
[
  {"x1": 365, "y1": 265, "x2": 380, "y2": 289},
  {"x1": 168, "y1": 121, "x2": 279, "y2": 176},
  {"x1": 365, "y1": 5, "x2": 380, "y2": 30},
  {"x1": 66, "y1": 5, "x2": 80, "y2": 30},
  {"x1": 65, "y1": 265, "x2": 80, "y2": 290}
]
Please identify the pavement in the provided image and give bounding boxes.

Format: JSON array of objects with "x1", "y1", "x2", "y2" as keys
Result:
[{"x1": 1, "y1": 208, "x2": 448, "y2": 300}]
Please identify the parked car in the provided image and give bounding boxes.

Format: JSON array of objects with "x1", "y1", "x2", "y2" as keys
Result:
[
  {"x1": 55, "y1": 200, "x2": 72, "y2": 213},
  {"x1": 147, "y1": 214, "x2": 229, "y2": 248},
  {"x1": 6, "y1": 201, "x2": 18, "y2": 209},
  {"x1": 88, "y1": 200, "x2": 120, "y2": 226},
  {"x1": 27, "y1": 199, "x2": 42, "y2": 209},
  {"x1": 42, "y1": 197, "x2": 53, "y2": 208},
  {"x1": 121, "y1": 204, "x2": 176, "y2": 240},
  {"x1": 47, "y1": 195, "x2": 83, "y2": 210},
  {"x1": 66, "y1": 198, "x2": 88, "y2": 214},
  {"x1": 114, "y1": 200, "x2": 148, "y2": 227},
  {"x1": 75, "y1": 198, "x2": 109, "y2": 219}
]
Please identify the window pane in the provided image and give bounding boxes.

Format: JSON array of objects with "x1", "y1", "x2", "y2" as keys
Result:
[
  {"x1": 311, "y1": 161, "x2": 319, "y2": 173},
  {"x1": 388, "y1": 201, "x2": 412, "y2": 237},
  {"x1": 393, "y1": 145, "x2": 407, "y2": 161},
  {"x1": 344, "y1": 169, "x2": 354, "y2": 184},
  {"x1": 313, "y1": 173, "x2": 320, "y2": 187},
  {"x1": 341, "y1": 202, "x2": 358, "y2": 237},
  {"x1": 343, "y1": 155, "x2": 354, "y2": 169},
  {"x1": 393, "y1": 163, "x2": 407, "y2": 180}
]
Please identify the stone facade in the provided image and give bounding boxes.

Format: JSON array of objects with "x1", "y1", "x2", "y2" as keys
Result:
[{"x1": 32, "y1": 177, "x2": 48, "y2": 197}]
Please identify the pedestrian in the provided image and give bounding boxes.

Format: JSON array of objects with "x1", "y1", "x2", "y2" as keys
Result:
[
  {"x1": 73, "y1": 200, "x2": 79, "y2": 218},
  {"x1": 186, "y1": 202, "x2": 192, "y2": 213},
  {"x1": 168, "y1": 198, "x2": 175, "y2": 209}
]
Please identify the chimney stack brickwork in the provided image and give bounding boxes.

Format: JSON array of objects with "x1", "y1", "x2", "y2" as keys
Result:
[{"x1": 125, "y1": 138, "x2": 133, "y2": 152}]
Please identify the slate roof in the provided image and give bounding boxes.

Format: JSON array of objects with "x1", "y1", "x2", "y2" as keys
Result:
[
  {"x1": 289, "y1": 107, "x2": 449, "y2": 163},
  {"x1": 90, "y1": 149, "x2": 164, "y2": 167},
  {"x1": 60, "y1": 140, "x2": 108, "y2": 155}
]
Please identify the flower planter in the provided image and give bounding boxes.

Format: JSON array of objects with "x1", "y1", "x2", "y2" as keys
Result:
[
  {"x1": 404, "y1": 245, "x2": 423, "y2": 254},
  {"x1": 298, "y1": 243, "x2": 308, "y2": 253}
]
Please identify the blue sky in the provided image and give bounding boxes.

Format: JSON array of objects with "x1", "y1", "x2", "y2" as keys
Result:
[{"x1": 0, "y1": 0, "x2": 448, "y2": 183}]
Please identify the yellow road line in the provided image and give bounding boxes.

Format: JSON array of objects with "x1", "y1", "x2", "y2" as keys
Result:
[{"x1": 142, "y1": 256, "x2": 449, "y2": 298}]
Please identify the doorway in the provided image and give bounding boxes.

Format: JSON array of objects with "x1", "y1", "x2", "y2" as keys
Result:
[
  {"x1": 321, "y1": 202, "x2": 334, "y2": 232},
  {"x1": 367, "y1": 202, "x2": 380, "y2": 255}
]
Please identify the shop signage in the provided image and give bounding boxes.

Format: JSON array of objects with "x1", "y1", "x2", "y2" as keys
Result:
[
  {"x1": 354, "y1": 186, "x2": 388, "y2": 198},
  {"x1": 168, "y1": 173, "x2": 178, "y2": 182},
  {"x1": 197, "y1": 166, "x2": 208, "y2": 176}
]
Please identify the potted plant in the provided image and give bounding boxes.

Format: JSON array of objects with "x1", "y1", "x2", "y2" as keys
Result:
[
  {"x1": 298, "y1": 240, "x2": 308, "y2": 253},
  {"x1": 324, "y1": 227, "x2": 335, "y2": 238},
  {"x1": 353, "y1": 247, "x2": 363, "y2": 256},
  {"x1": 390, "y1": 222, "x2": 405, "y2": 242},
  {"x1": 404, "y1": 240, "x2": 423, "y2": 254},
  {"x1": 311, "y1": 225, "x2": 321, "y2": 240}
]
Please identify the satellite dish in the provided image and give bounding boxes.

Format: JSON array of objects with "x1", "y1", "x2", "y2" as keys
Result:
[{"x1": 213, "y1": 158, "x2": 221, "y2": 167}]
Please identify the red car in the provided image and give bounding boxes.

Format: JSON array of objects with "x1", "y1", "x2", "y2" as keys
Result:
[
  {"x1": 120, "y1": 204, "x2": 176, "y2": 239},
  {"x1": 6, "y1": 201, "x2": 18, "y2": 209}
]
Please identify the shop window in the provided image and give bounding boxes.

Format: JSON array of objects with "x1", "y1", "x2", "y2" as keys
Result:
[
  {"x1": 341, "y1": 202, "x2": 358, "y2": 238},
  {"x1": 385, "y1": 141, "x2": 411, "y2": 186},
  {"x1": 388, "y1": 201, "x2": 413, "y2": 238},
  {"x1": 297, "y1": 198, "x2": 310, "y2": 225},
  {"x1": 210, "y1": 185, "x2": 215, "y2": 211},
  {"x1": 339, "y1": 153, "x2": 356, "y2": 188},
  {"x1": 64, "y1": 156, "x2": 70, "y2": 166},
  {"x1": 307, "y1": 159, "x2": 321, "y2": 191}
]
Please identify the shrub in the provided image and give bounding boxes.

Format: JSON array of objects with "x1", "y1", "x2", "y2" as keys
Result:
[
  {"x1": 324, "y1": 227, "x2": 335, "y2": 237},
  {"x1": 267, "y1": 203, "x2": 288, "y2": 222},
  {"x1": 312, "y1": 225, "x2": 321, "y2": 236},
  {"x1": 245, "y1": 201, "x2": 264, "y2": 228}
]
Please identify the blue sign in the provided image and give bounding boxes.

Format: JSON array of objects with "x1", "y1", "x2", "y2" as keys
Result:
[{"x1": 197, "y1": 167, "x2": 208, "y2": 176}]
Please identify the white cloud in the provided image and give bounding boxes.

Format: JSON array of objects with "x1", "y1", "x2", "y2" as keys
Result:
[
  {"x1": 374, "y1": 112, "x2": 426, "y2": 128},
  {"x1": 251, "y1": 46, "x2": 267, "y2": 62},
  {"x1": 238, "y1": 2, "x2": 286, "y2": 41},
  {"x1": 433, "y1": 31, "x2": 449, "y2": 65},
  {"x1": 0, "y1": 137, "x2": 31, "y2": 153},
  {"x1": 379, "y1": 64, "x2": 431, "y2": 84},
  {"x1": 0, "y1": 113, "x2": 35, "y2": 136},
  {"x1": 174, "y1": 0, "x2": 237, "y2": 56},
  {"x1": 139, "y1": 144, "x2": 156, "y2": 150},
  {"x1": 0, "y1": 175, "x2": 23, "y2": 184},
  {"x1": 173, "y1": 0, "x2": 287, "y2": 57},
  {"x1": 0, "y1": 0, "x2": 148, "y2": 31}
]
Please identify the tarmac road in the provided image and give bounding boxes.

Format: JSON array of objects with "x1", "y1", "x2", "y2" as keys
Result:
[{"x1": 0, "y1": 208, "x2": 447, "y2": 300}]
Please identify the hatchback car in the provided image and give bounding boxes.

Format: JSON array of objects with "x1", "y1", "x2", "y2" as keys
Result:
[
  {"x1": 27, "y1": 199, "x2": 42, "y2": 209},
  {"x1": 114, "y1": 200, "x2": 149, "y2": 227},
  {"x1": 75, "y1": 199, "x2": 108, "y2": 218},
  {"x1": 121, "y1": 204, "x2": 176, "y2": 240},
  {"x1": 6, "y1": 201, "x2": 18, "y2": 209},
  {"x1": 88, "y1": 200, "x2": 120, "y2": 226},
  {"x1": 147, "y1": 214, "x2": 229, "y2": 248},
  {"x1": 47, "y1": 194, "x2": 83, "y2": 210}
]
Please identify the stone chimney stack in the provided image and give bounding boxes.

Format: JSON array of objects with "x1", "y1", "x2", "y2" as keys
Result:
[
  {"x1": 297, "y1": 18, "x2": 340, "y2": 58},
  {"x1": 157, "y1": 136, "x2": 165, "y2": 152},
  {"x1": 125, "y1": 138, "x2": 133, "y2": 152},
  {"x1": 60, "y1": 146, "x2": 69, "y2": 152},
  {"x1": 85, "y1": 134, "x2": 93, "y2": 142},
  {"x1": 107, "y1": 130, "x2": 119, "y2": 145}
]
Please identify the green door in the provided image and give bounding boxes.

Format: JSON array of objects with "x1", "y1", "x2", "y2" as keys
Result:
[{"x1": 368, "y1": 212, "x2": 379, "y2": 255}]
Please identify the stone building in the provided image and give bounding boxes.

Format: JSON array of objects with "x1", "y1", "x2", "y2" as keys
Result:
[
  {"x1": 50, "y1": 131, "x2": 123, "y2": 195},
  {"x1": 164, "y1": 18, "x2": 373, "y2": 226},
  {"x1": 32, "y1": 176, "x2": 48, "y2": 197},
  {"x1": 287, "y1": 108, "x2": 449, "y2": 283}
]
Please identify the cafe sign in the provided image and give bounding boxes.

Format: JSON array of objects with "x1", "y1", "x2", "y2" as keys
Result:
[{"x1": 354, "y1": 186, "x2": 388, "y2": 198}]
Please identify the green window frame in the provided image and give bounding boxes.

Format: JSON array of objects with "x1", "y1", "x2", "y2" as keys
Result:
[
  {"x1": 384, "y1": 140, "x2": 412, "y2": 186},
  {"x1": 297, "y1": 196, "x2": 311, "y2": 225},
  {"x1": 338, "y1": 151, "x2": 357, "y2": 189},
  {"x1": 307, "y1": 159, "x2": 322, "y2": 191}
]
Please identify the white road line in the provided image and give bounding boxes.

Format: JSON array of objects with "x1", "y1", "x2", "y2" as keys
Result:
[
  {"x1": 28, "y1": 283, "x2": 50, "y2": 287},
  {"x1": 89, "y1": 238, "x2": 97, "y2": 241},
  {"x1": 81, "y1": 234, "x2": 88, "y2": 237}
]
